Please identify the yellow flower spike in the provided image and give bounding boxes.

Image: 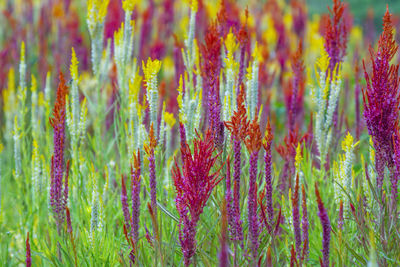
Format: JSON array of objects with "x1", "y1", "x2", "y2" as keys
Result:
[
  {"x1": 369, "y1": 137, "x2": 375, "y2": 163},
  {"x1": 70, "y1": 48, "x2": 79, "y2": 80},
  {"x1": 193, "y1": 39, "x2": 200, "y2": 69},
  {"x1": 283, "y1": 12, "x2": 293, "y2": 29},
  {"x1": 0, "y1": 143, "x2": 3, "y2": 153},
  {"x1": 316, "y1": 49, "x2": 330, "y2": 74},
  {"x1": 177, "y1": 75, "x2": 183, "y2": 109},
  {"x1": 114, "y1": 24, "x2": 124, "y2": 47},
  {"x1": 122, "y1": 0, "x2": 138, "y2": 12},
  {"x1": 342, "y1": 132, "x2": 354, "y2": 152},
  {"x1": 246, "y1": 64, "x2": 253, "y2": 81},
  {"x1": 98, "y1": 0, "x2": 110, "y2": 23},
  {"x1": 20, "y1": 41, "x2": 25, "y2": 62},
  {"x1": 225, "y1": 30, "x2": 239, "y2": 54},
  {"x1": 252, "y1": 42, "x2": 263, "y2": 62},
  {"x1": 322, "y1": 71, "x2": 331, "y2": 100},
  {"x1": 190, "y1": 0, "x2": 198, "y2": 12},
  {"x1": 295, "y1": 143, "x2": 303, "y2": 169},
  {"x1": 88, "y1": 0, "x2": 109, "y2": 24},
  {"x1": 30, "y1": 75, "x2": 37, "y2": 93},
  {"x1": 8, "y1": 68, "x2": 15, "y2": 93},
  {"x1": 142, "y1": 58, "x2": 162, "y2": 85},
  {"x1": 165, "y1": 112, "x2": 176, "y2": 128}
]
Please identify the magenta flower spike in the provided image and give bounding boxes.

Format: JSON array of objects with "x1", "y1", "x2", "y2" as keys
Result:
[
  {"x1": 225, "y1": 85, "x2": 248, "y2": 243},
  {"x1": 362, "y1": 7, "x2": 400, "y2": 193},
  {"x1": 263, "y1": 119, "x2": 274, "y2": 227},
  {"x1": 315, "y1": 183, "x2": 331, "y2": 267},
  {"x1": 26, "y1": 232, "x2": 31, "y2": 267},
  {"x1": 131, "y1": 150, "x2": 141, "y2": 244},
  {"x1": 292, "y1": 174, "x2": 301, "y2": 261},
  {"x1": 172, "y1": 128, "x2": 223, "y2": 266},
  {"x1": 324, "y1": 0, "x2": 351, "y2": 72},
  {"x1": 244, "y1": 113, "x2": 262, "y2": 262}
]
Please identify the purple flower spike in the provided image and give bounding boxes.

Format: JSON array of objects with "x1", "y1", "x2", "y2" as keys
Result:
[
  {"x1": 244, "y1": 114, "x2": 262, "y2": 262},
  {"x1": 315, "y1": 183, "x2": 331, "y2": 267},
  {"x1": 263, "y1": 119, "x2": 274, "y2": 227},
  {"x1": 292, "y1": 174, "x2": 301, "y2": 261},
  {"x1": 362, "y1": 7, "x2": 400, "y2": 194},
  {"x1": 131, "y1": 151, "x2": 141, "y2": 244},
  {"x1": 49, "y1": 72, "x2": 70, "y2": 231},
  {"x1": 172, "y1": 128, "x2": 223, "y2": 266}
]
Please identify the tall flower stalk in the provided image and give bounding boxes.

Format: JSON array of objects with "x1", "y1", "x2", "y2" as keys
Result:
[
  {"x1": 244, "y1": 114, "x2": 262, "y2": 262},
  {"x1": 225, "y1": 85, "x2": 248, "y2": 243},
  {"x1": 315, "y1": 182, "x2": 331, "y2": 267},
  {"x1": 362, "y1": 7, "x2": 400, "y2": 195},
  {"x1": 145, "y1": 123, "x2": 158, "y2": 214},
  {"x1": 49, "y1": 73, "x2": 70, "y2": 232},
  {"x1": 262, "y1": 119, "x2": 274, "y2": 229},
  {"x1": 172, "y1": 129, "x2": 223, "y2": 266},
  {"x1": 311, "y1": 51, "x2": 342, "y2": 169}
]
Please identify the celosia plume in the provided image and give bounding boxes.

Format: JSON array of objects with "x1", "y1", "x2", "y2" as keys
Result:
[
  {"x1": 49, "y1": 72, "x2": 70, "y2": 231},
  {"x1": 362, "y1": 7, "x2": 400, "y2": 193},
  {"x1": 172, "y1": 128, "x2": 223, "y2": 266},
  {"x1": 315, "y1": 182, "x2": 331, "y2": 267}
]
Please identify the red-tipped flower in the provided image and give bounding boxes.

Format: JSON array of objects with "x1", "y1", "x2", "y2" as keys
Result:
[
  {"x1": 172, "y1": 129, "x2": 223, "y2": 266},
  {"x1": 49, "y1": 72, "x2": 70, "y2": 231}
]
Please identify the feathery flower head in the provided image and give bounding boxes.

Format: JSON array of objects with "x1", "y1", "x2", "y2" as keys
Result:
[
  {"x1": 225, "y1": 84, "x2": 249, "y2": 140},
  {"x1": 342, "y1": 131, "x2": 359, "y2": 152},
  {"x1": 87, "y1": 0, "x2": 110, "y2": 24},
  {"x1": 173, "y1": 129, "x2": 223, "y2": 220},
  {"x1": 49, "y1": 73, "x2": 70, "y2": 230},
  {"x1": 143, "y1": 58, "x2": 162, "y2": 86},
  {"x1": 122, "y1": 0, "x2": 138, "y2": 12},
  {"x1": 323, "y1": 0, "x2": 351, "y2": 70},
  {"x1": 245, "y1": 113, "x2": 262, "y2": 153},
  {"x1": 145, "y1": 123, "x2": 158, "y2": 155},
  {"x1": 263, "y1": 119, "x2": 273, "y2": 151},
  {"x1": 165, "y1": 112, "x2": 176, "y2": 128},
  {"x1": 49, "y1": 73, "x2": 69, "y2": 128},
  {"x1": 70, "y1": 48, "x2": 79, "y2": 81},
  {"x1": 362, "y1": 7, "x2": 399, "y2": 191},
  {"x1": 295, "y1": 143, "x2": 303, "y2": 170},
  {"x1": 172, "y1": 129, "x2": 223, "y2": 266},
  {"x1": 224, "y1": 29, "x2": 239, "y2": 68},
  {"x1": 189, "y1": 0, "x2": 198, "y2": 12},
  {"x1": 315, "y1": 49, "x2": 330, "y2": 78}
]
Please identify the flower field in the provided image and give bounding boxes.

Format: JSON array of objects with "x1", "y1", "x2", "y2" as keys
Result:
[{"x1": 1, "y1": 0, "x2": 400, "y2": 266}]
